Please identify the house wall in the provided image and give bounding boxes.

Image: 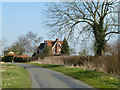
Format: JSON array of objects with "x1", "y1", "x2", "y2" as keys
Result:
[
  {"x1": 56, "y1": 45, "x2": 61, "y2": 53},
  {"x1": 51, "y1": 43, "x2": 62, "y2": 54}
]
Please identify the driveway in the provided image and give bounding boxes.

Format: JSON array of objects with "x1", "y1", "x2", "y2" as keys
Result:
[{"x1": 12, "y1": 63, "x2": 95, "y2": 88}]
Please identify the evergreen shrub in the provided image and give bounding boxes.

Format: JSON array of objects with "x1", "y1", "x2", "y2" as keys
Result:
[
  {"x1": 14, "y1": 57, "x2": 28, "y2": 62},
  {"x1": 3, "y1": 55, "x2": 14, "y2": 62}
]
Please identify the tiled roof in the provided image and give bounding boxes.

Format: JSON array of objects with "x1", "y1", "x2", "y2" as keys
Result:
[
  {"x1": 45, "y1": 41, "x2": 56, "y2": 47},
  {"x1": 59, "y1": 41, "x2": 63, "y2": 46},
  {"x1": 45, "y1": 40, "x2": 63, "y2": 48},
  {"x1": 7, "y1": 53, "x2": 15, "y2": 56},
  {"x1": 17, "y1": 55, "x2": 28, "y2": 58}
]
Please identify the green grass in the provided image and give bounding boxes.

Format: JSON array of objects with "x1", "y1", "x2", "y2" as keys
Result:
[
  {"x1": 2, "y1": 63, "x2": 32, "y2": 88},
  {"x1": 30, "y1": 63, "x2": 119, "y2": 88}
]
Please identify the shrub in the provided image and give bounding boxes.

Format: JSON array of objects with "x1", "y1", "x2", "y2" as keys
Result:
[
  {"x1": 14, "y1": 57, "x2": 28, "y2": 62},
  {"x1": 2, "y1": 57, "x2": 4, "y2": 61},
  {"x1": 62, "y1": 55, "x2": 119, "y2": 76},
  {"x1": 36, "y1": 53, "x2": 46, "y2": 59},
  {"x1": 103, "y1": 55, "x2": 118, "y2": 75},
  {"x1": 84, "y1": 55, "x2": 119, "y2": 75},
  {"x1": 28, "y1": 57, "x2": 33, "y2": 62},
  {"x1": 32, "y1": 46, "x2": 52, "y2": 60},
  {"x1": 44, "y1": 46, "x2": 51, "y2": 56},
  {"x1": 53, "y1": 54, "x2": 61, "y2": 56},
  {"x1": 62, "y1": 56, "x2": 88, "y2": 66},
  {"x1": 3, "y1": 55, "x2": 14, "y2": 62}
]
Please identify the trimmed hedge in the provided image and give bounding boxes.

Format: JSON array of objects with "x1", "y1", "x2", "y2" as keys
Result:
[
  {"x1": 2, "y1": 56, "x2": 30, "y2": 62},
  {"x1": 3, "y1": 56, "x2": 14, "y2": 62},
  {"x1": 14, "y1": 57, "x2": 28, "y2": 62}
]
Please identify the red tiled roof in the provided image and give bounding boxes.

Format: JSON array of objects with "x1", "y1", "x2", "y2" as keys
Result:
[
  {"x1": 17, "y1": 55, "x2": 28, "y2": 58},
  {"x1": 7, "y1": 53, "x2": 15, "y2": 56},
  {"x1": 59, "y1": 41, "x2": 63, "y2": 46},
  {"x1": 45, "y1": 40, "x2": 63, "y2": 48}
]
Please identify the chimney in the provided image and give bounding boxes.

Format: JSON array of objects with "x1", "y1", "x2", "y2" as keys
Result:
[
  {"x1": 44, "y1": 40, "x2": 47, "y2": 46},
  {"x1": 56, "y1": 38, "x2": 59, "y2": 53},
  {"x1": 56, "y1": 38, "x2": 59, "y2": 42},
  {"x1": 44, "y1": 40, "x2": 47, "y2": 43}
]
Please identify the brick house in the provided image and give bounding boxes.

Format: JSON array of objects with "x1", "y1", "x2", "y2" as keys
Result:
[{"x1": 34, "y1": 38, "x2": 63, "y2": 55}]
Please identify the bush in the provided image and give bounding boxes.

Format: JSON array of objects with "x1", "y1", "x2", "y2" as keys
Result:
[
  {"x1": 28, "y1": 57, "x2": 33, "y2": 62},
  {"x1": 103, "y1": 55, "x2": 118, "y2": 75},
  {"x1": 3, "y1": 55, "x2": 14, "y2": 62},
  {"x1": 2, "y1": 57, "x2": 4, "y2": 61},
  {"x1": 83, "y1": 55, "x2": 119, "y2": 75},
  {"x1": 14, "y1": 57, "x2": 28, "y2": 62},
  {"x1": 53, "y1": 54, "x2": 61, "y2": 56},
  {"x1": 62, "y1": 55, "x2": 119, "y2": 76},
  {"x1": 35, "y1": 53, "x2": 46, "y2": 59},
  {"x1": 62, "y1": 56, "x2": 88, "y2": 66}
]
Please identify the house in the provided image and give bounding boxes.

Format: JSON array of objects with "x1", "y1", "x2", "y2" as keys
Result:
[
  {"x1": 34, "y1": 38, "x2": 63, "y2": 55},
  {"x1": 4, "y1": 49, "x2": 28, "y2": 58},
  {"x1": 7, "y1": 51, "x2": 15, "y2": 56},
  {"x1": 4, "y1": 49, "x2": 15, "y2": 56},
  {"x1": 17, "y1": 55, "x2": 28, "y2": 58}
]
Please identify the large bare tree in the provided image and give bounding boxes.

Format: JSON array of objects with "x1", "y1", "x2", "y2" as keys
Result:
[{"x1": 44, "y1": 0, "x2": 119, "y2": 56}]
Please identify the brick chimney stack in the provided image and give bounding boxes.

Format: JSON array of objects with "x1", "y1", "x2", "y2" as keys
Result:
[
  {"x1": 56, "y1": 38, "x2": 59, "y2": 42},
  {"x1": 56, "y1": 38, "x2": 59, "y2": 53}
]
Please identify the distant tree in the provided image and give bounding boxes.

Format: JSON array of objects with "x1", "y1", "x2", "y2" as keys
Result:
[
  {"x1": 104, "y1": 40, "x2": 119, "y2": 56},
  {"x1": 69, "y1": 48, "x2": 76, "y2": 55},
  {"x1": 10, "y1": 31, "x2": 42, "y2": 56},
  {"x1": 25, "y1": 31, "x2": 42, "y2": 56},
  {"x1": 0, "y1": 39, "x2": 7, "y2": 55},
  {"x1": 78, "y1": 49, "x2": 89, "y2": 55},
  {"x1": 44, "y1": 46, "x2": 51, "y2": 56},
  {"x1": 61, "y1": 38, "x2": 69, "y2": 55},
  {"x1": 35, "y1": 46, "x2": 51, "y2": 59},
  {"x1": 10, "y1": 35, "x2": 26, "y2": 55}
]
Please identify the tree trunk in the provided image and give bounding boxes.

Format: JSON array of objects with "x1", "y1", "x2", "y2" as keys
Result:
[
  {"x1": 93, "y1": 19, "x2": 106, "y2": 56},
  {"x1": 95, "y1": 39, "x2": 106, "y2": 56}
]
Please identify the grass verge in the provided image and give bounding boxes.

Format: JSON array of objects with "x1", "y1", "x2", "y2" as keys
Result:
[
  {"x1": 29, "y1": 63, "x2": 118, "y2": 88},
  {"x1": 2, "y1": 63, "x2": 32, "y2": 88}
]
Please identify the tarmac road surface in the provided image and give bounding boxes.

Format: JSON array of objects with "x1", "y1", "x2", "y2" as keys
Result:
[{"x1": 12, "y1": 63, "x2": 95, "y2": 88}]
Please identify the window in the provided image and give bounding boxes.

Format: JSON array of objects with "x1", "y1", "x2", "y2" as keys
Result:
[
  {"x1": 59, "y1": 49, "x2": 61, "y2": 52},
  {"x1": 54, "y1": 49, "x2": 56, "y2": 53}
]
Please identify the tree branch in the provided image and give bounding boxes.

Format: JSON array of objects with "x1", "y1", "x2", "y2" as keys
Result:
[
  {"x1": 82, "y1": 2, "x2": 94, "y2": 18},
  {"x1": 105, "y1": 31, "x2": 119, "y2": 36},
  {"x1": 91, "y1": 2, "x2": 101, "y2": 17}
]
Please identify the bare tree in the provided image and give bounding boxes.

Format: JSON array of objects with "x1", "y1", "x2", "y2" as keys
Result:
[
  {"x1": 24, "y1": 31, "x2": 42, "y2": 56},
  {"x1": 0, "y1": 40, "x2": 3, "y2": 55},
  {"x1": 10, "y1": 35, "x2": 26, "y2": 55},
  {"x1": 69, "y1": 48, "x2": 76, "y2": 55},
  {"x1": 0, "y1": 39, "x2": 7, "y2": 55},
  {"x1": 105, "y1": 40, "x2": 119, "y2": 56},
  {"x1": 44, "y1": 0, "x2": 119, "y2": 56},
  {"x1": 10, "y1": 31, "x2": 42, "y2": 56}
]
